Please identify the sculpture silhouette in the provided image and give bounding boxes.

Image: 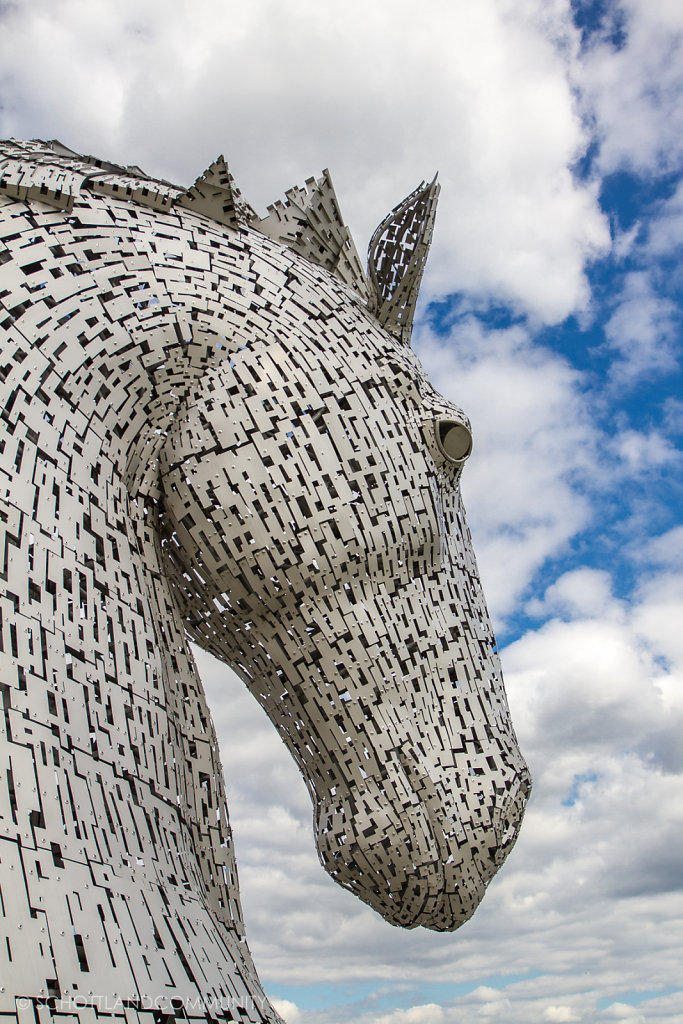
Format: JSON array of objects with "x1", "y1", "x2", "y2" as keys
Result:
[{"x1": 0, "y1": 139, "x2": 530, "y2": 1023}]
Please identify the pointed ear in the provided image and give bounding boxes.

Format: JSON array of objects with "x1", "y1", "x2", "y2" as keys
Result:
[
  {"x1": 175, "y1": 156, "x2": 256, "y2": 228},
  {"x1": 367, "y1": 176, "x2": 440, "y2": 346},
  {"x1": 253, "y1": 169, "x2": 371, "y2": 302}
]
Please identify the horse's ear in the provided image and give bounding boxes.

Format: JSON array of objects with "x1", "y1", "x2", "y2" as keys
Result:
[
  {"x1": 253, "y1": 169, "x2": 372, "y2": 303},
  {"x1": 176, "y1": 156, "x2": 257, "y2": 228},
  {"x1": 367, "y1": 176, "x2": 440, "y2": 346}
]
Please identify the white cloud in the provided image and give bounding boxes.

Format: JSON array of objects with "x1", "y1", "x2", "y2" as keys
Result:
[
  {"x1": 603, "y1": 272, "x2": 680, "y2": 385},
  {"x1": 610, "y1": 426, "x2": 680, "y2": 471},
  {"x1": 661, "y1": 397, "x2": 683, "y2": 434},
  {"x1": 0, "y1": 0, "x2": 608, "y2": 322},
  {"x1": 631, "y1": 570, "x2": 683, "y2": 674},
  {"x1": 506, "y1": 571, "x2": 683, "y2": 770},
  {"x1": 544, "y1": 1006, "x2": 581, "y2": 1023},
  {"x1": 475, "y1": 996, "x2": 512, "y2": 1018},
  {"x1": 578, "y1": 0, "x2": 683, "y2": 176},
  {"x1": 638, "y1": 525, "x2": 683, "y2": 568},
  {"x1": 271, "y1": 1000, "x2": 303, "y2": 1024},
  {"x1": 526, "y1": 568, "x2": 617, "y2": 619},
  {"x1": 599, "y1": 1006, "x2": 646, "y2": 1023},
  {"x1": 364, "y1": 1005, "x2": 445, "y2": 1024}
]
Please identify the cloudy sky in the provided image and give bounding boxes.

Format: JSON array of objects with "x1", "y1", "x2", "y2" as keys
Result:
[{"x1": 2, "y1": 1, "x2": 682, "y2": 1021}]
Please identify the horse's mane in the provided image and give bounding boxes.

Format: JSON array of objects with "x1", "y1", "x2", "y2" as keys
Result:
[
  {"x1": 0, "y1": 137, "x2": 183, "y2": 209},
  {"x1": 0, "y1": 138, "x2": 439, "y2": 346}
]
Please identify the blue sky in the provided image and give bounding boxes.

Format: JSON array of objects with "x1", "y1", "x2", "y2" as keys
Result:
[{"x1": 2, "y1": 1, "x2": 682, "y2": 1022}]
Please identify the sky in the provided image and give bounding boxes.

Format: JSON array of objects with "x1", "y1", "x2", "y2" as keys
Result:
[{"x1": 1, "y1": 1, "x2": 682, "y2": 1022}]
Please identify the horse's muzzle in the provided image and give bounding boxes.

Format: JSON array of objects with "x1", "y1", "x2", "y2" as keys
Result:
[{"x1": 312, "y1": 756, "x2": 531, "y2": 932}]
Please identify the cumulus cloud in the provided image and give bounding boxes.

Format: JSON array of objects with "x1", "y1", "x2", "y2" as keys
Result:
[
  {"x1": 363, "y1": 1005, "x2": 445, "y2": 1024},
  {"x1": 631, "y1": 570, "x2": 683, "y2": 674},
  {"x1": 271, "y1": 1001, "x2": 303, "y2": 1024},
  {"x1": 603, "y1": 272, "x2": 680, "y2": 384},
  {"x1": 526, "y1": 567, "x2": 617, "y2": 619},
  {"x1": 638, "y1": 524, "x2": 683, "y2": 568},
  {"x1": 543, "y1": 1007, "x2": 581, "y2": 1023},
  {"x1": 599, "y1": 1006, "x2": 646, "y2": 1023},
  {"x1": 578, "y1": 0, "x2": 683, "y2": 176},
  {"x1": 0, "y1": 0, "x2": 608, "y2": 322},
  {"x1": 609, "y1": 426, "x2": 680, "y2": 471},
  {"x1": 661, "y1": 396, "x2": 683, "y2": 434},
  {"x1": 507, "y1": 569, "x2": 683, "y2": 768}
]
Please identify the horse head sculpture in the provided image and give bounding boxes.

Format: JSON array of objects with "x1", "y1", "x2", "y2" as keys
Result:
[{"x1": 0, "y1": 140, "x2": 530, "y2": 1023}]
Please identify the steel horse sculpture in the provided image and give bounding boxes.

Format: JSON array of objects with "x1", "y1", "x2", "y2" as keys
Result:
[{"x1": 0, "y1": 140, "x2": 530, "y2": 1023}]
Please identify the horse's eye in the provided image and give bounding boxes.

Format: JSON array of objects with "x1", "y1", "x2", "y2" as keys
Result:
[{"x1": 436, "y1": 419, "x2": 472, "y2": 463}]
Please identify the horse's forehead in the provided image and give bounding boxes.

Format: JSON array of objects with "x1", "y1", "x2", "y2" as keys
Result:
[
  {"x1": 200, "y1": 336, "x2": 428, "y2": 442},
  {"x1": 244, "y1": 231, "x2": 426, "y2": 373},
  {"x1": 198, "y1": 257, "x2": 431, "y2": 410}
]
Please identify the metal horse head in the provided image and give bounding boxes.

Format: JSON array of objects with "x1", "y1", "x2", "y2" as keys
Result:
[
  {"x1": 0, "y1": 140, "x2": 530, "y2": 1024},
  {"x1": 162, "y1": 157, "x2": 531, "y2": 930}
]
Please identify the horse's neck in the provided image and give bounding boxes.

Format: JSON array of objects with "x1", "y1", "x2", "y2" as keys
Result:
[
  {"x1": 2, "y1": 397, "x2": 270, "y2": 1009},
  {"x1": 59, "y1": 445, "x2": 242, "y2": 910},
  {"x1": 0, "y1": 185, "x2": 282, "y2": 1016}
]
